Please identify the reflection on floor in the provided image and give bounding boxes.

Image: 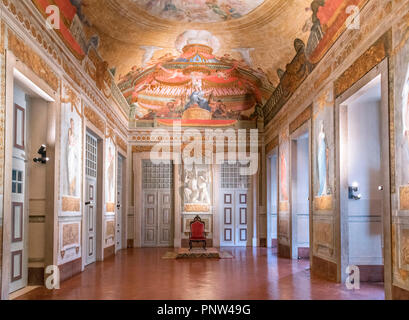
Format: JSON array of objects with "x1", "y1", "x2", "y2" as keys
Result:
[{"x1": 17, "y1": 248, "x2": 384, "y2": 300}]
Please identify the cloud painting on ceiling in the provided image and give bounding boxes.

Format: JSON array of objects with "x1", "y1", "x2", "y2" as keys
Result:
[
  {"x1": 132, "y1": 0, "x2": 265, "y2": 23},
  {"x1": 118, "y1": 30, "x2": 274, "y2": 127}
]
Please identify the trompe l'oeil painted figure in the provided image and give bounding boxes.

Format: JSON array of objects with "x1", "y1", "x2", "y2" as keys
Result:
[
  {"x1": 318, "y1": 120, "x2": 329, "y2": 196},
  {"x1": 67, "y1": 118, "x2": 78, "y2": 196}
]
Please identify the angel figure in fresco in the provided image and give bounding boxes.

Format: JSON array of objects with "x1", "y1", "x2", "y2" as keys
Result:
[
  {"x1": 318, "y1": 120, "x2": 329, "y2": 196},
  {"x1": 280, "y1": 151, "x2": 288, "y2": 201},
  {"x1": 198, "y1": 171, "x2": 211, "y2": 204},
  {"x1": 67, "y1": 118, "x2": 79, "y2": 196}
]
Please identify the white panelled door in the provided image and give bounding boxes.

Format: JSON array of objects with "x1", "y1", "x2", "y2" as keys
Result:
[
  {"x1": 142, "y1": 161, "x2": 174, "y2": 247},
  {"x1": 85, "y1": 132, "x2": 98, "y2": 266},
  {"x1": 10, "y1": 103, "x2": 28, "y2": 293},
  {"x1": 116, "y1": 155, "x2": 123, "y2": 251},
  {"x1": 220, "y1": 163, "x2": 250, "y2": 247}
]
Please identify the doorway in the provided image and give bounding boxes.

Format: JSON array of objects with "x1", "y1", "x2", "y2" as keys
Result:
[
  {"x1": 290, "y1": 127, "x2": 310, "y2": 260},
  {"x1": 8, "y1": 75, "x2": 54, "y2": 294},
  {"x1": 141, "y1": 160, "x2": 174, "y2": 247},
  {"x1": 220, "y1": 162, "x2": 250, "y2": 247},
  {"x1": 337, "y1": 60, "x2": 391, "y2": 292},
  {"x1": 116, "y1": 154, "x2": 124, "y2": 251},
  {"x1": 84, "y1": 130, "x2": 100, "y2": 266},
  {"x1": 267, "y1": 149, "x2": 278, "y2": 250}
]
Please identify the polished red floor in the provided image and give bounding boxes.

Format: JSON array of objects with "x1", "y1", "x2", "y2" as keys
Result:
[{"x1": 18, "y1": 248, "x2": 384, "y2": 300}]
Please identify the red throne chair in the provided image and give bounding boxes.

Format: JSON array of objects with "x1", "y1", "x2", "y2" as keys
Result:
[{"x1": 189, "y1": 216, "x2": 207, "y2": 250}]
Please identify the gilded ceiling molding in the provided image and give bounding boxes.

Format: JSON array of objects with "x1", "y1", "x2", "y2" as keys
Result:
[{"x1": 116, "y1": 135, "x2": 127, "y2": 153}]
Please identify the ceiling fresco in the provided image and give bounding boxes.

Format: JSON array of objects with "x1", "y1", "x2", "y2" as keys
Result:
[
  {"x1": 30, "y1": 0, "x2": 371, "y2": 124},
  {"x1": 131, "y1": 0, "x2": 266, "y2": 23},
  {"x1": 118, "y1": 30, "x2": 272, "y2": 126}
]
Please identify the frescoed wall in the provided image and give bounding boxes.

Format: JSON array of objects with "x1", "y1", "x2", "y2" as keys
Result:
[
  {"x1": 278, "y1": 129, "x2": 290, "y2": 252},
  {"x1": 392, "y1": 14, "x2": 409, "y2": 294},
  {"x1": 105, "y1": 132, "x2": 116, "y2": 210},
  {"x1": 312, "y1": 85, "x2": 335, "y2": 262},
  {"x1": 58, "y1": 82, "x2": 83, "y2": 266}
]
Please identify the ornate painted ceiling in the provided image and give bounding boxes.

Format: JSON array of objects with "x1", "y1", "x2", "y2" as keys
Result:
[
  {"x1": 34, "y1": 0, "x2": 368, "y2": 124},
  {"x1": 81, "y1": 0, "x2": 313, "y2": 86}
]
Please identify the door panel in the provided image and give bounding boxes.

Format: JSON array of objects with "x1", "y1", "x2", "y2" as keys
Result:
[
  {"x1": 142, "y1": 161, "x2": 174, "y2": 247},
  {"x1": 116, "y1": 156, "x2": 123, "y2": 251},
  {"x1": 85, "y1": 132, "x2": 97, "y2": 266},
  {"x1": 10, "y1": 102, "x2": 28, "y2": 294}
]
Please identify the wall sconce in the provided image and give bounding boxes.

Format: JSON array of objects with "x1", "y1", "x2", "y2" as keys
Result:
[
  {"x1": 33, "y1": 145, "x2": 49, "y2": 164},
  {"x1": 348, "y1": 182, "x2": 362, "y2": 200}
]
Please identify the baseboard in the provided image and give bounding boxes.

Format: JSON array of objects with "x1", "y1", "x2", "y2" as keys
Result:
[
  {"x1": 59, "y1": 258, "x2": 82, "y2": 283},
  {"x1": 392, "y1": 285, "x2": 409, "y2": 300},
  {"x1": 298, "y1": 247, "x2": 310, "y2": 259},
  {"x1": 357, "y1": 265, "x2": 384, "y2": 282},
  {"x1": 278, "y1": 244, "x2": 291, "y2": 259},
  {"x1": 181, "y1": 239, "x2": 213, "y2": 248},
  {"x1": 311, "y1": 255, "x2": 337, "y2": 282},
  {"x1": 28, "y1": 267, "x2": 44, "y2": 286},
  {"x1": 104, "y1": 245, "x2": 115, "y2": 259},
  {"x1": 127, "y1": 239, "x2": 134, "y2": 248}
]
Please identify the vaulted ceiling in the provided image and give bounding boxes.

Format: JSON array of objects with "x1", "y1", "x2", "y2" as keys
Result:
[{"x1": 81, "y1": 0, "x2": 313, "y2": 86}]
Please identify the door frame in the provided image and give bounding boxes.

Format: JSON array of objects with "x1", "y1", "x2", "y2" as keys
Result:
[
  {"x1": 1, "y1": 51, "x2": 59, "y2": 299},
  {"x1": 116, "y1": 152, "x2": 127, "y2": 252},
  {"x1": 335, "y1": 58, "x2": 391, "y2": 298},
  {"x1": 82, "y1": 124, "x2": 104, "y2": 269},
  {"x1": 289, "y1": 121, "x2": 312, "y2": 260},
  {"x1": 266, "y1": 147, "x2": 279, "y2": 249}
]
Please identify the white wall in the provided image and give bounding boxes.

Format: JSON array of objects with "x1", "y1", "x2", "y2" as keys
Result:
[
  {"x1": 347, "y1": 83, "x2": 383, "y2": 266},
  {"x1": 270, "y1": 154, "x2": 278, "y2": 240}
]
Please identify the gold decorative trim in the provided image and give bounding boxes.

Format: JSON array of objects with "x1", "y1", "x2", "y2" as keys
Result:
[
  {"x1": 334, "y1": 31, "x2": 391, "y2": 97},
  {"x1": 184, "y1": 204, "x2": 210, "y2": 213},
  {"x1": 314, "y1": 195, "x2": 333, "y2": 211},
  {"x1": 289, "y1": 105, "x2": 312, "y2": 134},
  {"x1": 8, "y1": 31, "x2": 59, "y2": 91},
  {"x1": 84, "y1": 104, "x2": 105, "y2": 133},
  {"x1": 62, "y1": 197, "x2": 80, "y2": 212},
  {"x1": 106, "y1": 203, "x2": 115, "y2": 213}
]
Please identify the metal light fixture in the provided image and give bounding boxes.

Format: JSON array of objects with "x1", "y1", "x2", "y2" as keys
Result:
[
  {"x1": 348, "y1": 181, "x2": 362, "y2": 200},
  {"x1": 33, "y1": 144, "x2": 49, "y2": 164}
]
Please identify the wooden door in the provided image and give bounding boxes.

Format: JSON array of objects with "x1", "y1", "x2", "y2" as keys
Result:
[
  {"x1": 10, "y1": 103, "x2": 28, "y2": 293},
  {"x1": 85, "y1": 132, "x2": 97, "y2": 266},
  {"x1": 236, "y1": 191, "x2": 249, "y2": 246}
]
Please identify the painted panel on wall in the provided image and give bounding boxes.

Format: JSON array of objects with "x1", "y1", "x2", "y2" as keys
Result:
[
  {"x1": 105, "y1": 134, "x2": 116, "y2": 211},
  {"x1": 312, "y1": 85, "x2": 335, "y2": 260},
  {"x1": 393, "y1": 24, "x2": 409, "y2": 290},
  {"x1": 278, "y1": 130, "x2": 290, "y2": 246},
  {"x1": 60, "y1": 83, "x2": 83, "y2": 213}
]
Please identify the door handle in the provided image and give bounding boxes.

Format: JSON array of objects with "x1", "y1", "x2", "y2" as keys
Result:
[
  {"x1": 378, "y1": 186, "x2": 384, "y2": 191},
  {"x1": 85, "y1": 201, "x2": 94, "y2": 206}
]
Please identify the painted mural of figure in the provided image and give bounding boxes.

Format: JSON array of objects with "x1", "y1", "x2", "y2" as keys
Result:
[
  {"x1": 106, "y1": 143, "x2": 115, "y2": 203},
  {"x1": 318, "y1": 120, "x2": 328, "y2": 196},
  {"x1": 184, "y1": 86, "x2": 211, "y2": 112},
  {"x1": 67, "y1": 118, "x2": 78, "y2": 196},
  {"x1": 280, "y1": 151, "x2": 288, "y2": 201}
]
